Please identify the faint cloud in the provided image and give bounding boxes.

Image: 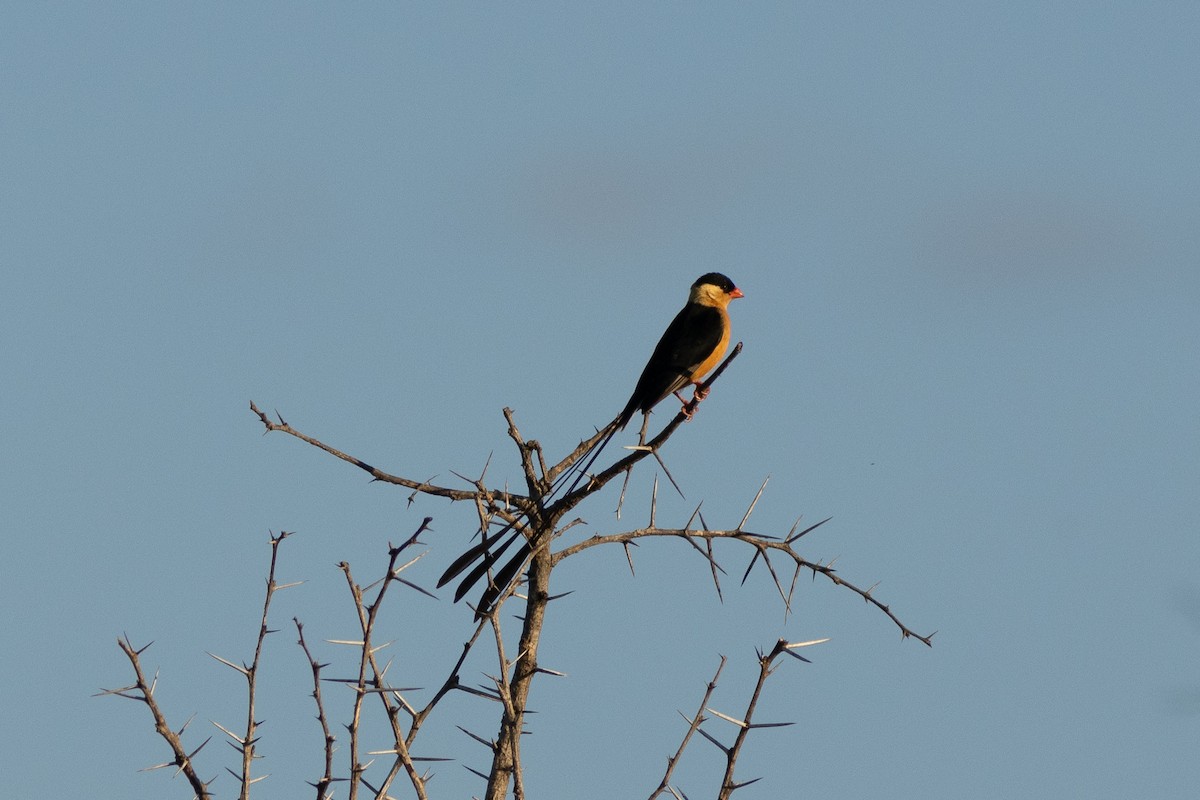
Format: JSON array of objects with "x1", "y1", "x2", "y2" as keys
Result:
[
  {"x1": 520, "y1": 146, "x2": 752, "y2": 245},
  {"x1": 510, "y1": 120, "x2": 821, "y2": 249},
  {"x1": 191, "y1": 159, "x2": 344, "y2": 276},
  {"x1": 913, "y1": 186, "x2": 1140, "y2": 288}
]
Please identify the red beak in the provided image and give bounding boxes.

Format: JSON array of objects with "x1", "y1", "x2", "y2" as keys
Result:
[{"x1": 730, "y1": 287, "x2": 745, "y2": 299}]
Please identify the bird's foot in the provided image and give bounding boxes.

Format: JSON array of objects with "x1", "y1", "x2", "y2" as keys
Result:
[{"x1": 673, "y1": 390, "x2": 696, "y2": 420}]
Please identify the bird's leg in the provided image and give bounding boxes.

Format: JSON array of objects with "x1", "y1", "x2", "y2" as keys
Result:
[
  {"x1": 674, "y1": 381, "x2": 713, "y2": 421},
  {"x1": 673, "y1": 389, "x2": 697, "y2": 420}
]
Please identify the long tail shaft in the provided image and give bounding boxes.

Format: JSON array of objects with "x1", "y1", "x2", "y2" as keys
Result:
[{"x1": 436, "y1": 413, "x2": 629, "y2": 614}]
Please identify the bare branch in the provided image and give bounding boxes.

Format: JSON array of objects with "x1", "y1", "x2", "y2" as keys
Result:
[
  {"x1": 249, "y1": 401, "x2": 503, "y2": 505},
  {"x1": 557, "y1": 524, "x2": 933, "y2": 646},
  {"x1": 713, "y1": 639, "x2": 829, "y2": 799},
  {"x1": 102, "y1": 637, "x2": 214, "y2": 798},
  {"x1": 227, "y1": 530, "x2": 293, "y2": 799},
  {"x1": 295, "y1": 619, "x2": 337, "y2": 800},
  {"x1": 503, "y1": 407, "x2": 545, "y2": 499},
  {"x1": 648, "y1": 656, "x2": 727, "y2": 800},
  {"x1": 337, "y1": 519, "x2": 436, "y2": 800}
]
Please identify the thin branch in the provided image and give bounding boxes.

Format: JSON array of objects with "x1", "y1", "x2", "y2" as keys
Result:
[
  {"x1": 295, "y1": 619, "x2": 337, "y2": 800},
  {"x1": 503, "y1": 407, "x2": 545, "y2": 500},
  {"x1": 238, "y1": 531, "x2": 293, "y2": 799},
  {"x1": 556, "y1": 345, "x2": 745, "y2": 512},
  {"x1": 249, "y1": 401, "x2": 503, "y2": 505},
  {"x1": 557, "y1": 524, "x2": 933, "y2": 646},
  {"x1": 100, "y1": 637, "x2": 214, "y2": 798},
  {"x1": 339, "y1": 519, "x2": 435, "y2": 800},
  {"x1": 713, "y1": 639, "x2": 827, "y2": 799},
  {"x1": 648, "y1": 656, "x2": 727, "y2": 799}
]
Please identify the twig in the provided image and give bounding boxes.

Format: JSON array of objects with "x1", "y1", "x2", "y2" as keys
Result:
[
  {"x1": 339, "y1": 518, "x2": 434, "y2": 800},
  {"x1": 295, "y1": 619, "x2": 338, "y2": 800},
  {"x1": 212, "y1": 530, "x2": 296, "y2": 800},
  {"x1": 99, "y1": 637, "x2": 214, "y2": 798},
  {"x1": 711, "y1": 639, "x2": 827, "y2": 799},
  {"x1": 249, "y1": 401, "x2": 502, "y2": 506},
  {"x1": 648, "y1": 656, "x2": 727, "y2": 799}
]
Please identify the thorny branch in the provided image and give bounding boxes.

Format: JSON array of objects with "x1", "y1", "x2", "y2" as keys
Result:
[
  {"x1": 710, "y1": 639, "x2": 828, "y2": 800},
  {"x1": 99, "y1": 638, "x2": 215, "y2": 799},
  {"x1": 206, "y1": 530, "x2": 301, "y2": 799},
  {"x1": 105, "y1": 522, "x2": 488, "y2": 800},
  {"x1": 334, "y1": 517, "x2": 442, "y2": 800},
  {"x1": 555, "y1": 520, "x2": 934, "y2": 646},
  {"x1": 649, "y1": 639, "x2": 828, "y2": 799},
  {"x1": 248, "y1": 400, "x2": 501, "y2": 507},
  {"x1": 100, "y1": 337, "x2": 933, "y2": 797},
  {"x1": 545, "y1": 343, "x2": 745, "y2": 506},
  {"x1": 295, "y1": 619, "x2": 337, "y2": 800},
  {"x1": 648, "y1": 656, "x2": 727, "y2": 800}
]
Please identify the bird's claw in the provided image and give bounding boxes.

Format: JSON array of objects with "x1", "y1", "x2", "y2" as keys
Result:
[
  {"x1": 673, "y1": 389, "x2": 696, "y2": 420},
  {"x1": 674, "y1": 384, "x2": 712, "y2": 421}
]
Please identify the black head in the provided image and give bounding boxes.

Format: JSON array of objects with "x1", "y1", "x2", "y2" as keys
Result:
[{"x1": 693, "y1": 272, "x2": 738, "y2": 293}]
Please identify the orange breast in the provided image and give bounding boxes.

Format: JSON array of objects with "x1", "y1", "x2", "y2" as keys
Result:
[{"x1": 691, "y1": 308, "x2": 730, "y2": 381}]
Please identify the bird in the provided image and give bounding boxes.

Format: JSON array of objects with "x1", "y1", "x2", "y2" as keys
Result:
[
  {"x1": 437, "y1": 272, "x2": 744, "y2": 614},
  {"x1": 613, "y1": 271, "x2": 745, "y2": 431}
]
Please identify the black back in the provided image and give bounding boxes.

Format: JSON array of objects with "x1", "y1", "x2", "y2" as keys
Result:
[{"x1": 617, "y1": 301, "x2": 724, "y2": 428}]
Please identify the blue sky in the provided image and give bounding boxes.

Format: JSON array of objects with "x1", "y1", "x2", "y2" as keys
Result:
[{"x1": 3, "y1": 4, "x2": 1198, "y2": 798}]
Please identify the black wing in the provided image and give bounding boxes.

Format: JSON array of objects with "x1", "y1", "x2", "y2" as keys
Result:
[{"x1": 619, "y1": 302, "x2": 723, "y2": 426}]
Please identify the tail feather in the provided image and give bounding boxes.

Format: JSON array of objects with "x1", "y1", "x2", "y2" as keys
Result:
[
  {"x1": 545, "y1": 405, "x2": 633, "y2": 502},
  {"x1": 437, "y1": 520, "x2": 515, "y2": 588},
  {"x1": 439, "y1": 407, "x2": 637, "y2": 613},
  {"x1": 475, "y1": 541, "x2": 533, "y2": 616},
  {"x1": 450, "y1": 526, "x2": 523, "y2": 602}
]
